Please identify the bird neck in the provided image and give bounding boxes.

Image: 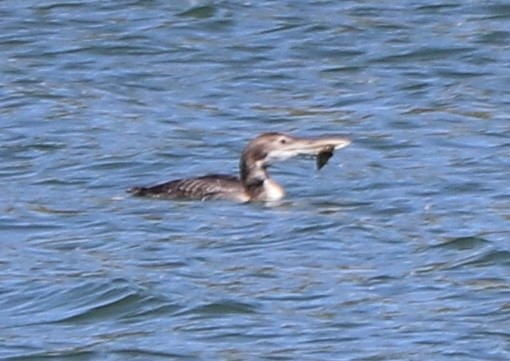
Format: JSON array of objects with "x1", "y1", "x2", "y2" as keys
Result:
[{"x1": 239, "y1": 157, "x2": 285, "y2": 201}]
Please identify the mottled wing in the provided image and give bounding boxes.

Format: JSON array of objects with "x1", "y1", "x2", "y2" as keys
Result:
[{"x1": 129, "y1": 175, "x2": 246, "y2": 201}]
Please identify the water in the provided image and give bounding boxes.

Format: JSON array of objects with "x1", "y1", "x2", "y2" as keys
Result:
[{"x1": 1, "y1": 1, "x2": 509, "y2": 360}]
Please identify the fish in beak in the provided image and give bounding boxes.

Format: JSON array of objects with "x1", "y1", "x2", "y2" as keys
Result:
[
  {"x1": 250, "y1": 133, "x2": 351, "y2": 168},
  {"x1": 267, "y1": 135, "x2": 351, "y2": 165},
  {"x1": 316, "y1": 145, "x2": 335, "y2": 170}
]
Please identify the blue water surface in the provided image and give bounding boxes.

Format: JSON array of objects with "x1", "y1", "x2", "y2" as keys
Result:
[{"x1": 1, "y1": 1, "x2": 509, "y2": 360}]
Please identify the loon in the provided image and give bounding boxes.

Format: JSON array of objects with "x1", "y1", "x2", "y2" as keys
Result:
[{"x1": 129, "y1": 132, "x2": 350, "y2": 202}]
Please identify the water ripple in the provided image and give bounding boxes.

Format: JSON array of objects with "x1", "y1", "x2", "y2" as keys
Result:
[{"x1": 2, "y1": 0, "x2": 510, "y2": 360}]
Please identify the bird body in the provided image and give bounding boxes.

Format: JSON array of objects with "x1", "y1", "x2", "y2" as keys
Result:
[{"x1": 129, "y1": 132, "x2": 350, "y2": 202}]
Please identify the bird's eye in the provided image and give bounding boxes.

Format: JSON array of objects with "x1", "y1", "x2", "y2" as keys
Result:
[{"x1": 279, "y1": 138, "x2": 287, "y2": 144}]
